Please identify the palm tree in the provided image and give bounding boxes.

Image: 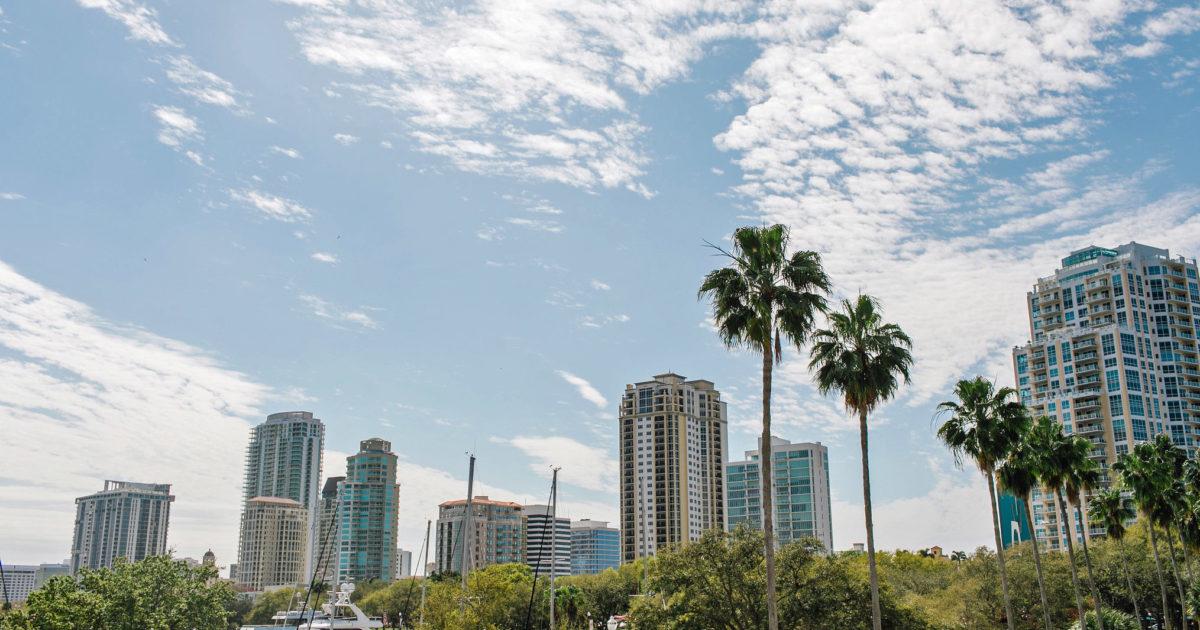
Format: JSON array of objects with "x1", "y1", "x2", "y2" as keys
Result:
[
  {"x1": 1037, "y1": 420, "x2": 1092, "y2": 628},
  {"x1": 1115, "y1": 444, "x2": 1175, "y2": 630},
  {"x1": 997, "y1": 415, "x2": 1054, "y2": 630},
  {"x1": 809, "y1": 294, "x2": 912, "y2": 630},
  {"x1": 1090, "y1": 487, "x2": 1143, "y2": 629},
  {"x1": 1063, "y1": 451, "x2": 1106, "y2": 630},
  {"x1": 699, "y1": 224, "x2": 830, "y2": 630},
  {"x1": 936, "y1": 377, "x2": 1030, "y2": 630},
  {"x1": 1150, "y1": 435, "x2": 1188, "y2": 630}
]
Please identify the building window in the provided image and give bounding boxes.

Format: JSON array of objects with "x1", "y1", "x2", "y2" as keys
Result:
[
  {"x1": 1109, "y1": 395, "x2": 1124, "y2": 416},
  {"x1": 1102, "y1": 334, "x2": 1115, "y2": 355}
]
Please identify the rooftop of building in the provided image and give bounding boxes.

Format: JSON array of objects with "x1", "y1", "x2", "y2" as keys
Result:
[
  {"x1": 265, "y1": 410, "x2": 317, "y2": 422},
  {"x1": 571, "y1": 519, "x2": 615, "y2": 530},
  {"x1": 79, "y1": 480, "x2": 173, "y2": 499},
  {"x1": 625, "y1": 372, "x2": 717, "y2": 390},
  {"x1": 246, "y1": 496, "x2": 303, "y2": 506},
  {"x1": 322, "y1": 476, "x2": 345, "y2": 496},
  {"x1": 439, "y1": 495, "x2": 523, "y2": 509}
]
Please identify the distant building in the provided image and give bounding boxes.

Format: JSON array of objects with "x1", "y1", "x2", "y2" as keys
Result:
[
  {"x1": 35, "y1": 563, "x2": 70, "y2": 587},
  {"x1": 524, "y1": 504, "x2": 570, "y2": 578},
  {"x1": 436, "y1": 496, "x2": 524, "y2": 574},
  {"x1": 71, "y1": 480, "x2": 174, "y2": 573},
  {"x1": 395, "y1": 549, "x2": 413, "y2": 579},
  {"x1": 238, "y1": 411, "x2": 325, "y2": 580},
  {"x1": 203, "y1": 549, "x2": 216, "y2": 566},
  {"x1": 570, "y1": 519, "x2": 619, "y2": 575},
  {"x1": 315, "y1": 476, "x2": 344, "y2": 583},
  {"x1": 235, "y1": 496, "x2": 309, "y2": 590},
  {"x1": 619, "y1": 373, "x2": 728, "y2": 564},
  {"x1": 725, "y1": 437, "x2": 833, "y2": 551},
  {"x1": 1, "y1": 565, "x2": 36, "y2": 603},
  {"x1": 337, "y1": 439, "x2": 400, "y2": 583}
]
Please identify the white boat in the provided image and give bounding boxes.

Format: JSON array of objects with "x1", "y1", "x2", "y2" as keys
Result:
[{"x1": 298, "y1": 583, "x2": 383, "y2": 630}]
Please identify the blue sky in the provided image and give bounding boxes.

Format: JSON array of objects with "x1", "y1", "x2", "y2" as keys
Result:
[{"x1": 2, "y1": 0, "x2": 1200, "y2": 569}]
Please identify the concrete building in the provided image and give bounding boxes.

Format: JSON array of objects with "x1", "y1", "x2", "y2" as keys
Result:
[
  {"x1": 238, "y1": 411, "x2": 324, "y2": 580},
  {"x1": 570, "y1": 519, "x2": 620, "y2": 575},
  {"x1": 71, "y1": 480, "x2": 174, "y2": 573},
  {"x1": 235, "y1": 496, "x2": 309, "y2": 590},
  {"x1": 435, "y1": 496, "x2": 524, "y2": 574},
  {"x1": 0, "y1": 565, "x2": 36, "y2": 604},
  {"x1": 336, "y1": 438, "x2": 400, "y2": 583},
  {"x1": 395, "y1": 548, "x2": 412, "y2": 579},
  {"x1": 314, "y1": 476, "x2": 344, "y2": 584},
  {"x1": 619, "y1": 373, "x2": 728, "y2": 563},
  {"x1": 523, "y1": 504, "x2": 570, "y2": 578},
  {"x1": 1013, "y1": 243, "x2": 1200, "y2": 549},
  {"x1": 724, "y1": 437, "x2": 833, "y2": 551}
]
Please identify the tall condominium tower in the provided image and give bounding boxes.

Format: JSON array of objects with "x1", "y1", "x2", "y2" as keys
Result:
[
  {"x1": 1013, "y1": 243, "x2": 1200, "y2": 549},
  {"x1": 238, "y1": 411, "x2": 324, "y2": 581},
  {"x1": 314, "y1": 476, "x2": 344, "y2": 584},
  {"x1": 618, "y1": 373, "x2": 728, "y2": 564},
  {"x1": 570, "y1": 519, "x2": 620, "y2": 575},
  {"x1": 71, "y1": 480, "x2": 174, "y2": 573},
  {"x1": 724, "y1": 437, "x2": 833, "y2": 551},
  {"x1": 336, "y1": 438, "x2": 400, "y2": 583},
  {"x1": 234, "y1": 496, "x2": 309, "y2": 590},
  {"x1": 435, "y1": 496, "x2": 524, "y2": 573},
  {"x1": 523, "y1": 504, "x2": 571, "y2": 578}
]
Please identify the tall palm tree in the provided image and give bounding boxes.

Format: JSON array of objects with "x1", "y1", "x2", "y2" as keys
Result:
[
  {"x1": 1037, "y1": 420, "x2": 1092, "y2": 628},
  {"x1": 936, "y1": 377, "x2": 1030, "y2": 630},
  {"x1": 997, "y1": 415, "x2": 1054, "y2": 630},
  {"x1": 1115, "y1": 444, "x2": 1175, "y2": 630},
  {"x1": 1090, "y1": 487, "x2": 1143, "y2": 629},
  {"x1": 1063, "y1": 451, "x2": 1106, "y2": 630},
  {"x1": 809, "y1": 294, "x2": 912, "y2": 630},
  {"x1": 1150, "y1": 435, "x2": 1188, "y2": 630},
  {"x1": 699, "y1": 224, "x2": 830, "y2": 630}
]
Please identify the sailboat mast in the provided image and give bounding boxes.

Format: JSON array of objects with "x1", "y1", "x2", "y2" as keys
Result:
[
  {"x1": 549, "y1": 466, "x2": 560, "y2": 630},
  {"x1": 419, "y1": 519, "x2": 431, "y2": 626}
]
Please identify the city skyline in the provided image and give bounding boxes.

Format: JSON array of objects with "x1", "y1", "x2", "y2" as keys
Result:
[{"x1": 3, "y1": 0, "x2": 1200, "y2": 570}]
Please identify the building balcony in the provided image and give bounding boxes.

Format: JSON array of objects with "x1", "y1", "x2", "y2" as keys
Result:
[
  {"x1": 1074, "y1": 399, "x2": 1102, "y2": 412},
  {"x1": 1074, "y1": 338, "x2": 1097, "y2": 349},
  {"x1": 1091, "y1": 304, "x2": 1113, "y2": 314},
  {"x1": 1075, "y1": 386, "x2": 1103, "y2": 398},
  {"x1": 1087, "y1": 292, "x2": 1111, "y2": 303},
  {"x1": 1075, "y1": 375, "x2": 1102, "y2": 386},
  {"x1": 1076, "y1": 362, "x2": 1101, "y2": 375},
  {"x1": 1086, "y1": 279, "x2": 1109, "y2": 291},
  {"x1": 1075, "y1": 351, "x2": 1099, "y2": 361},
  {"x1": 1076, "y1": 421, "x2": 1105, "y2": 433}
]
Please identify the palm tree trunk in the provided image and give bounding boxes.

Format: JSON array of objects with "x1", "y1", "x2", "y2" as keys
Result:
[
  {"x1": 761, "y1": 349, "x2": 779, "y2": 630},
  {"x1": 1076, "y1": 501, "x2": 1106, "y2": 630},
  {"x1": 859, "y1": 406, "x2": 882, "y2": 630},
  {"x1": 1177, "y1": 524, "x2": 1194, "y2": 586},
  {"x1": 1058, "y1": 489, "x2": 1087, "y2": 627},
  {"x1": 988, "y1": 471, "x2": 1016, "y2": 630},
  {"x1": 1149, "y1": 523, "x2": 1174, "y2": 630},
  {"x1": 1119, "y1": 537, "x2": 1145, "y2": 630},
  {"x1": 1164, "y1": 522, "x2": 1186, "y2": 630},
  {"x1": 1024, "y1": 495, "x2": 1053, "y2": 630}
]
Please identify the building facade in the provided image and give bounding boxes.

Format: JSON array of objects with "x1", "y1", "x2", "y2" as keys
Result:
[
  {"x1": 314, "y1": 475, "x2": 344, "y2": 584},
  {"x1": 570, "y1": 519, "x2": 620, "y2": 575},
  {"x1": 0, "y1": 565, "x2": 36, "y2": 604},
  {"x1": 336, "y1": 438, "x2": 400, "y2": 583},
  {"x1": 619, "y1": 373, "x2": 728, "y2": 563},
  {"x1": 1012, "y1": 243, "x2": 1200, "y2": 549},
  {"x1": 71, "y1": 480, "x2": 174, "y2": 573},
  {"x1": 523, "y1": 504, "x2": 571, "y2": 578},
  {"x1": 234, "y1": 496, "x2": 309, "y2": 590},
  {"x1": 724, "y1": 437, "x2": 833, "y2": 551},
  {"x1": 239, "y1": 411, "x2": 324, "y2": 580},
  {"x1": 435, "y1": 496, "x2": 524, "y2": 574},
  {"x1": 395, "y1": 549, "x2": 412, "y2": 579}
]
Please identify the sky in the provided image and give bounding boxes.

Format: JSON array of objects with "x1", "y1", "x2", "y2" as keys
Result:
[{"x1": 1, "y1": 0, "x2": 1200, "y2": 571}]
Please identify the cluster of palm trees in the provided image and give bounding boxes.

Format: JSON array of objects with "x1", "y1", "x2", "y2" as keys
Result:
[
  {"x1": 937, "y1": 376, "x2": 1200, "y2": 630},
  {"x1": 700, "y1": 224, "x2": 912, "y2": 630}
]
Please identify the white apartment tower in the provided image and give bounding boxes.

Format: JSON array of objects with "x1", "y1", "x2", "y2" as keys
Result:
[
  {"x1": 619, "y1": 373, "x2": 728, "y2": 564},
  {"x1": 237, "y1": 411, "x2": 324, "y2": 583},
  {"x1": 523, "y1": 504, "x2": 571, "y2": 578},
  {"x1": 70, "y1": 480, "x2": 174, "y2": 573},
  {"x1": 1013, "y1": 243, "x2": 1200, "y2": 549}
]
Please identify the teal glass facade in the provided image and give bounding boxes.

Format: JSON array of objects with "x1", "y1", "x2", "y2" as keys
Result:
[{"x1": 725, "y1": 438, "x2": 832, "y2": 550}]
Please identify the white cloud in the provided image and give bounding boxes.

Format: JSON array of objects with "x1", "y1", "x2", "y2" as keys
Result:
[
  {"x1": 555, "y1": 370, "x2": 608, "y2": 409},
  {"x1": 506, "y1": 217, "x2": 564, "y2": 233},
  {"x1": 581, "y1": 313, "x2": 630, "y2": 328},
  {"x1": 298, "y1": 294, "x2": 380, "y2": 330},
  {"x1": 311, "y1": 252, "x2": 339, "y2": 264},
  {"x1": 490, "y1": 435, "x2": 619, "y2": 493},
  {"x1": 590, "y1": 280, "x2": 611, "y2": 291},
  {"x1": 164, "y1": 56, "x2": 243, "y2": 111},
  {"x1": 270, "y1": 146, "x2": 302, "y2": 159},
  {"x1": 76, "y1": 0, "x2": 173, "y2": 46},
  {"x1": 152, "y1": 105, "x2": 201, "y2": 148},
  {"x1": 380, "y1": 140, "x2": 393, "y2": 149},
  {"x1": 0, "y1": 259, "x2": 269, "y2": 564},
  {"x1": 229, "y1": 189, "x2": 313, "y2": 223},
  {"x1": 1, "y1": 193, "x2": 25, "y2": 200},
  {"x1": 333, "y1": 133, "x2": 359, "y2": 146}
]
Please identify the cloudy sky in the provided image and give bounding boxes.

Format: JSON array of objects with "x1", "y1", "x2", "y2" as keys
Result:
[{"x1": 2, "y1": 0, "x2": 1199, "y2": 569}]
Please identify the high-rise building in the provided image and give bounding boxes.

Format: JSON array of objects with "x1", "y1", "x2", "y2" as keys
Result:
[
  {"x1": 618, "y1": 373, "x2": 728, "y2": 564},
  {"x1": 523, "y1": 504, "x2": 570, "y2": 578},
  {"x1": 1, "y1": 565, "x2": 36, "y2": 603},
  {"x1": 395, "y1": 548, "x2": 412, "y2": 579},
  {"x1": 724, "y1": 437, "x2": 833, "y2": 551},
  {"x1": 235, "y1": 496, "x2": 309, "y2": 590},
  {"x1": 238, "y1": 411, "x2": 324, "y2": 580},
  {"x1": 569, "y1": 519, "x2": 620, "y2": 575},
  {"x1": 1013, "y1": 243, "x2": 1200, "y2": 549},
  {"x1": 435, "y1": 496, "x2": 524, "y2": 574},
  {"x1": 71, "y1": 480, "x2": 174, "y2": 573},
  {"x1": 336, "y1": 438, "x2": 400, "y2": 583},
  {"x1": 314, "y1": 476, "x2": 344, "y2": 584}
]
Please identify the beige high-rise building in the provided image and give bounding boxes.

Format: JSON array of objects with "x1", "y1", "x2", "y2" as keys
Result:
[
  {"x1": 235, "y1": 496, "x2": 309, "y2": 590},
  {"x1": 435, "y1": 496, "x2": 524, "y2": 573},
  {"x1": 1013, "y1": 243, "x2": 1200, "y2": 550},
  {"x1": 619, "y1": 373, "x2": 728, "y2": 564}
]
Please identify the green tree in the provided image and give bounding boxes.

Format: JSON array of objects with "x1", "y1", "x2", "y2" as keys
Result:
[
  {"x1": 1036, "y1": 418, "x2": 1095, "y2": 629},
  {"x1": 1115, "y1": 443, "x2": 1175, "y2": 630},
  {"x1": 809, "y1": 294, "x2": 912, "y2": 630},
  {"x1": 1149, "y1": 435, "x2": 1188, "y2": 630},
  {"x1": 699, "y1": 224, "x2": 830, "y2": 630},
  {"x1": 1090, "y1": 487, "x2": 1143, "y2": 629},
  {"x1": 1063, "y1": 441, "x2": 1107, "y2": 630},
  {"x1": 0, "y1": 555, "x2": 234, "y2": 630},
  {"x1": 997, "y1": 415, "x2": 1054, "y2": 630},
  {"x1": 936, "y1": 376, "x2": 1030, "y2": 630}
]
